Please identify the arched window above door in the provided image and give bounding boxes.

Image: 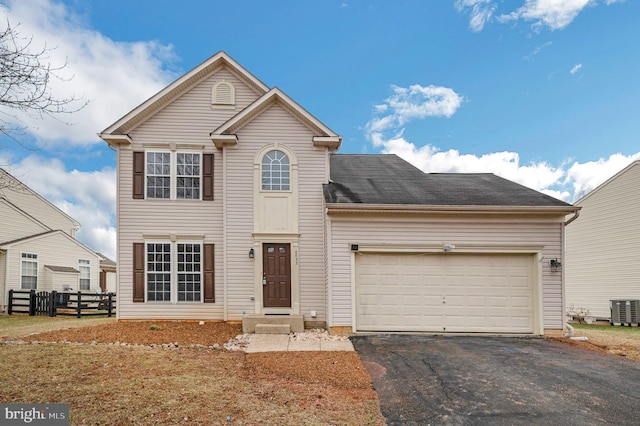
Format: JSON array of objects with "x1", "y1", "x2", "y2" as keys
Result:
[{"x1": 261, "y1": 150, "x2": 290, "y2": 191}]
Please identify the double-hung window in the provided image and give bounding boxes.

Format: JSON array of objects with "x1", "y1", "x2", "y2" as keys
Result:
[
  {"x1": 21, "y1": 253, "x2": 38, "y2": 290},
  {"x1": 145, "y1": 151, "x2": 201, "y2": 200},
  {"x1": 145, "y1": 242, "x2": 202, "y2": 303},
  {"x1": 78, "y1": 259, "x2": 91, "y2": 291},
  {"x1": 147, "y1": 243, "x2": 172, "y2": 301},
  {"x1": 134, "y1": 151, "x2": 212, "y2": 201},
  {"x1": 177, "y1": 243, "x2": 201, "y2": 302},
  {"x1": 176, "y1": 153, "x2": 200, "y2": 199},
  {"x1": 146, "y1": 152, "x2": 171, "y2": 199}
]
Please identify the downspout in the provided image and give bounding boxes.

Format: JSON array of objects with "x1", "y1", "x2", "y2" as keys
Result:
[{"x1": 223, "y1": 147, "x2": 228, "y2": 321}]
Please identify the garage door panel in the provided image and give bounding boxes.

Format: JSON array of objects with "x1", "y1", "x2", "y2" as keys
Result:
[{"x1": 356, "y1": 253, "x2": 534, "y2": 333}]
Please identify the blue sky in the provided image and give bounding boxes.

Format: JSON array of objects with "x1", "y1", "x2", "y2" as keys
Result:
[{"x1": 1, "y1": 0, "x2": 639, "y2": 259}]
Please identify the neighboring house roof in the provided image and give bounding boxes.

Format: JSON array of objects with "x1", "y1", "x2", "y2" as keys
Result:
[
  {"x1": 0, "y1": 230, "x2": 57, "y2": 246},
  {"x1": 97, "y1": 252, "x2": 116, "y2": 271},
  {"x1": 0, "y1": 229, "x2": 99, "y2": 257},
  {"x1": 99, "y1": 51, "x2": 270, "y2": 145},
  {"x1": 0, "y1": 168, "x2": 80, "y2": 230},
  {"x1": 45, "y1": 265, "x2": 79, "y2": 273},
  {"x1": 211, "y1": 87, "x2": 342, "y2": 150},
  {"x1": 324, "y1": 154, "x2": 576, "y2": 212},
  {"x1": 572, "y1": 160, "x2": 640, "y2": 206}
]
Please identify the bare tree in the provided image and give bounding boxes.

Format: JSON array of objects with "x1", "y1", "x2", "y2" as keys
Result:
[{"x1": 0, "y1": 18, "x2": 86, "y2": 146}]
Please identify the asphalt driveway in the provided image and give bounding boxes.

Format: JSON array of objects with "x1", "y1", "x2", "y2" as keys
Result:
[{"x1": 351, "y1": 335, "x2": 640, "y2": 425}]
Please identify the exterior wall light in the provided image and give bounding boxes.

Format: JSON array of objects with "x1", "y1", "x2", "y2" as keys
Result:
[
  {"x1": 249, "y1": 248, "x2": 255, "y2": 258},
  {"x1": 549, "y1": 258, "x2": 562, "y2": 271}
]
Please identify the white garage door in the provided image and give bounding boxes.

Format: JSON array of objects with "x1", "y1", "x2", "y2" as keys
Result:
[{"x1": 356, "y1": 253, "x2": 534, "y2": 333}]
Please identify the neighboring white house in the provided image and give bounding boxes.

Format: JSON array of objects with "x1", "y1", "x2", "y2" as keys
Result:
[
  {"x1": 99, "y1": 51, "x2": 579, "y2": 334},
  {"x1": 565, "y1": 160, "x2": 640, "y2": 320},
  {"x1": 0, "y1": 169, "x2": 101, "y2": 310}
]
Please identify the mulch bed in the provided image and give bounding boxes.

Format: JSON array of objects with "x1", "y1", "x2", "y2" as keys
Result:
[{"x1": 20, "y1": 320, "x2": 243, "y2": 346}]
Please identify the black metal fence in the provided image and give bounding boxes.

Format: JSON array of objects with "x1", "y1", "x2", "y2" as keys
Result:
[{"x1": 7, "y1": 290, "x2": 116, "y2": 318}]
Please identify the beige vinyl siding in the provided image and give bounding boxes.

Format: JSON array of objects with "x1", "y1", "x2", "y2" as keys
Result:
[
  {"x1": 0, "y1": 201, "x2": 50, "y2": 242},
  {"x1": 328, "y1": 216, "x2": 564, "y2": 330},
  {"x1": 226, "y1": 103, "x2": 327, "y2": 321},
  {"x1": 0, "y1": 175, "x2": 77, "y2": 237},
  {"x1": 3, "y1": 232, "x2": 99, "y2": 293},
  {"x1": 116, "y1": 67, "x2": 262, "y2": 320},
  {"x1": 116, "y1": 148, "x2": 224, "y2": 319},
  {"x1": 129, "y1": 68, "x2": 261, "y2": 142},
  {"x1": 565, "y1": 162, "x2": 640, "y2": 319}
]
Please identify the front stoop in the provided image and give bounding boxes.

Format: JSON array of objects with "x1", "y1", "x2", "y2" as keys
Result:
[
  {"x1": 255, "y1": 324, "x2": 291, "y2": 334},
  {"x1": 242, "y1": 314, "x2": 304, "y2": 334}
]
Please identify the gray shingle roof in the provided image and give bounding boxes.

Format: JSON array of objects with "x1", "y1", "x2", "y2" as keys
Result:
[{"x1": 323, "y1": 154, "x2": 572, "y2": 207}]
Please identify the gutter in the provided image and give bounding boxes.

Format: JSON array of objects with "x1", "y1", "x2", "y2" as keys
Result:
[{"x1": 325, "y1": 203, "x2": 580, "y2": 216}]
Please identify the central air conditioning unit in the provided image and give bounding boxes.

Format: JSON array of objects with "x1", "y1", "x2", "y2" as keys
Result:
[{"x1": 610, "y1": 300, "x2": 640, "y2": 325}]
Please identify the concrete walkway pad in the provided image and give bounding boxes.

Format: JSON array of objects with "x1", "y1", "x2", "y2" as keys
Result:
[{"x1": 244, "y1": 333, "x2": 354, "y2": 353}]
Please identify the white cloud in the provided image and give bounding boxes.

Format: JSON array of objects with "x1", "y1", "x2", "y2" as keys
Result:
[
  {"x1": 570, "y1": 63, "x2": 583, "y2": 74},
  {"x1": 4, "y1": 155, "x2": 117, "y2": 260},
  {"x1": 3, "y1": 0, "x2": 176, "y2": 146},
  {"x1": 457, "y1": 0, "x2": 623, "y2": 32},
  {"x1": 365, "y1": 87, "x2": 640, "y2": 203},
  {"x1": 523, "y1": 41, "x2": 553, "y2": 61},
  {"x1": 365, "y1": 84, "x2": 463, "y2": 147},
  {"x1": 499, "y1": 0, "x2": 594, "y2": 31},
  {"x1": 0, "y1": 0, "x2": 180, "y2": 261},
  {"x1": 454, "y1": 0, "x2": 497, "y2": 32},
  {"x1": 565, "y1": 153, "x2": 640, "y2": 200}
]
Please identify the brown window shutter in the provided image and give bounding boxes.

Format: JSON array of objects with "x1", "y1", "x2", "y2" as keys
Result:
[
  {"x1": 100, "y1": 270, "x2": 106, "y2": 292},
  {"x1": 203, "y1": 243, "x2": 215, "y2": 303},
  {"x1": 133, "y1": 243, "x2": 145, "y2": 302},
  {"x1": 133, "y1": 151, "x2": 145, "y2": 199},
  {"x1": 203, "y1": 153, "x2": 214, "y2": 201}
]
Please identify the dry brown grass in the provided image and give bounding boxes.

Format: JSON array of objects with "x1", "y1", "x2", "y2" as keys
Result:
[
  {"x1": 0, "y1": 344, "x2": 384, "y2": 425},
  {"x1": 558, "y1": 324, "x2": 640, "y2": 362},
  {"x1": 0, "y1": 317, "x2": 384, "y2": 425}
]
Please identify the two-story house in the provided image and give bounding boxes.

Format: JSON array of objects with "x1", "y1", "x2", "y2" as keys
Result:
[
  {"x1": 100, "y1": 52, "x2": 578, "y2": 334},
  {"x1": 0, "y1": 168, "x2": 101, "y2": 310}
]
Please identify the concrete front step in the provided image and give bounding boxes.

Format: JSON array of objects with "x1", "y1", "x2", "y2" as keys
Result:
[
  {"x1": 255, "y1": 323, "x2": 291, "y2": 334},
  {"x1": 242, "y1": 314, "x2": 304, "y2": 333}
]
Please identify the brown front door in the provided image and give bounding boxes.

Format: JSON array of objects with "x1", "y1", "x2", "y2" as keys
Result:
[{"x1": 263, "y1": 243, "x2": 291, "y2": 308}]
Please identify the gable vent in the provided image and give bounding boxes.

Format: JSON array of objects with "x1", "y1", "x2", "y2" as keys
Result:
[{"x1": 212, "y1": 80, "x2": 235, "y2": 106}]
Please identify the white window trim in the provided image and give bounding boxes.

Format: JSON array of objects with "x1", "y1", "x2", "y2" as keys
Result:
[
  {"x1": 145, "y1": 150, "x2": 203, "y2": 201},
  {"x1": 144, "y1": 241, "x2": 203, "y2": 304},
  {"x1": 78, "y1": 259, "x2": 91, "y2": 291},
  {"x1": 20, "y1": 252, "x2": 38, "y2": 290}
]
